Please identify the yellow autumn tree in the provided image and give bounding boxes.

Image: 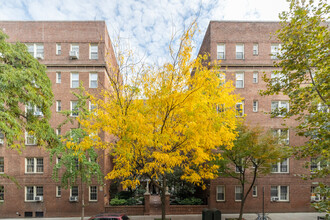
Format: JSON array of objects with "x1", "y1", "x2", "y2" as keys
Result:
[{"x1": 80, "y1": 23, "x2": 240, "y2": 220}]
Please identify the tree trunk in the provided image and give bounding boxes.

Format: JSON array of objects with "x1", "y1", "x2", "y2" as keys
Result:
[
  {"x1": 161, "y1": 177, "x2": 167, "y2": 220},
  {"x1": 81, "y1": 171, "x2": 85, "y2": 220}
]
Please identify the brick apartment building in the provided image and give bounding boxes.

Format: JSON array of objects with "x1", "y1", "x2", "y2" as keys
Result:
[
  {"x1": 198, "y1": 21, "x2": 329, "y2": 213},
  {"x1": 0, "y1": 21, "x2": 117, "y2": 218}
]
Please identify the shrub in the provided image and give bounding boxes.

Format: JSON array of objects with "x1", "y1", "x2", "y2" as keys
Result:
[
  {"x1": 177, "y1": 197, "x2": 203, "y2": 205},
  {"x1": 110, "y1": 197, "x2": 127, "y2": 206}
]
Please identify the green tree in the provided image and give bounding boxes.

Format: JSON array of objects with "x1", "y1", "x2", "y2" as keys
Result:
[
  {"x1": 0, "y1": 31, "x2": 55, "y2": 150},
  {"x1": 216, "y1": 124, "x2": 287, "y2": 220},
  {"x1": 260, "y1": 0, "x2": 329, "y2": 214},
  {"x1": 51, "y1": 87, "x2": 103, "y2": 220}
]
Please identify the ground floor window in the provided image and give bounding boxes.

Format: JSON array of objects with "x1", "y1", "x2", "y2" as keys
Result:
[
  {"x1": 235, "y1": 186, "x2": 243, "y2": 201},
  {"x1": 216, "y1": 186, "x2": 225, "y2": 201},
  {"x1": 25, "y1": 186, "x2": 43, "y2": 201},
  {"x1": 271, "y1": 186, "x2": 289, "y2": 201}
]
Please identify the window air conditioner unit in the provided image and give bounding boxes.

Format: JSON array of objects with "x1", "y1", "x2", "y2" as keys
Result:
[
  {"x1": 35, "y1": 196, "x2": 43, "y2": 202},
  {"x1": 69, "y1": 196, "x2": 78, "y2": 202},
  {"x1": 69, "y1": 51, "x2": 79, "y2": 59},
  {"x1": 36, "y1": 54, "x2": 43, "y2": 59},
  {"x1": 34, "y1": 111, "x2": 43, "y2": 116},
  {"x1": 314, "y1": 197, "x2": 320, "y2": 202},
  {"x1": 271, "y1": 197, "x2": 279, "y2": 202}
]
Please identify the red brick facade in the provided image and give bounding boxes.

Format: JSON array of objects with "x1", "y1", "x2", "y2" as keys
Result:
[
  {"x1": 199, "y1": 21, "x2": 329, "y2": 213},
  {"x1": 0, "y1": 21, "x2": 116, "y2": 218}
]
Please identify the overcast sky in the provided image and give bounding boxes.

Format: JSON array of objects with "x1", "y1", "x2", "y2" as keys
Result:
[{"x1": 0, "y1": 0, "x2": 290, "y2": 64}]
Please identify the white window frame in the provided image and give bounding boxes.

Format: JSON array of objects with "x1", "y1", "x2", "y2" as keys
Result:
[
  {"x1": 70, "y1": 73, "x2": 79, "y2": 88},
  {"x1": 252, "y1": 186, "x2": 257, "y2": 197},
  {"x1": 271, "y1": 185, "x2": 289, "y2": 201},
  {"x1": 271, "y1": 44, "x2": 281, "y2": 59},
  {"x1": 56, "y1": 43, "x2": 61, "y2": 55},
  {"x1": 56, "y1": 186, "x2": 61, "y2": 197},
  {"x1": 253, "y1": 43, "x2": 258, "y2": 55},
  {"x1": 271, "y1": 158, "x2": 289, "y2": 173},
  {"x1": 90, "y1": 44, "x2": 98, "y2": 60},
  {"x1": 25, "y1": 132, "x2": 37, "y2": 145},
  {"x1": 70, "y1": 101, "x2": 79, "y2": 117},
  {"x1": 56, "y1": 157, "x2": 61, "y2": 164},
  {"x1": 56, "y1": 72, "x2": 61, "y2": 84},
  {"x1": 25, "y1": 158, "x2": 43, "y2": 174},
  {"x1": 253, "y1": 72, "x2": 258, "y2": 83},
  {"x1": 0, "y1": 157, "x2": 4, "y2": 173},
  {"x1": 271, "y1": 101, "x2": 289, "y2": 117},
  {"x1": 235, "y1": 186, "x2": 243, "y2": 201},
  {"x1": 310, "y1": 158, "x2": 328, "y2": 173},
  {"x1": 26, "y1": 43, "x2": 44, "y2": 59},
  {"x1": 271, "y1": 72, "x2": 287, "y2": 86},
  {"x1": 70, "y1": 186, "x2": 79, "y2": 197},
  {"x1": 89, "y1": 186, "x2": 98, "y2": 201},
  {"x1": 25, "y1": 186, "x2": 43, "y2": 202},
  {"x1": 0, "y1": 132, "x2": 4, "y2": 145},
  {"x1": 236, "y1": 72, "x2": 244, "y2": 88},
  {"x1": 26, "y1": 103, "x2": 43, "y2": 117},
  {"x1": 70, "y1": 43, "x2": 79, "y2": 55},
  {"x1": 236, "y1": 44, "x2": 244, "y2": 59},
  {"x1": 56, "y1": 100, "x2": 61, "y2": 112},
  {"x1": 236, "y1": 102, "x2": 244, "y2": 117},
  {"x1": 0, "y1": 185, "x2": 4, "y2": 202},
  {"x1": 253, "y1": 100, "x2": 258, "y2": 112},
  {"x1": 273, "y1": 128, "x2": 289, "y2": 145},
  {"x1": 89, "y1": 101, "x2": 97, "y2": 112},
  {"x1": 217, "y1": 44, "x2": 225, "y2": 60},
  {"x1": 216, "y1": 185, "x2": 225, "y2": 202},
  {"x1": 89, "y1": 73, "x2": 98, "y2": 88}
]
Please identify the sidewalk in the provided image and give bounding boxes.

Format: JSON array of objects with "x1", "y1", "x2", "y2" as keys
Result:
[{"x1": 2, "y1": 212, "x2": 327, "y2": 220}]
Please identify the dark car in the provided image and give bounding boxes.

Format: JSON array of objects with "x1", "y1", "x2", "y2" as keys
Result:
[{"x1": 88, "y1": 213, "x2": 130, "y2": 220}]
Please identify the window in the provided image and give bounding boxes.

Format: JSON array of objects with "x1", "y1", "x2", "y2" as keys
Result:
[
  {"x1": 89, "y1": 101, "x2": 97, "y2": 112},
  {"x1": 252, "y1": 186, "x2": 257, "y2": 197},
  {"x1": 89, "y1": 73, "x2": 98, "y2": 88},
  {"x1": 26, "y1": 103, "x2": 43, "y2": 117},
  {"x1": 253, "y1": 72, "x2": 258, "y2": 83},
  {"x1": 0, "y1": 132, "x2": 4, "y2": 145},
  {"x1": 236, "y1": 44, "x2": 244, "y2": 59},
  {"x1": 236, "y1": 102, "x2": 244, "y2": 117},
  {"x1": 25, "y1": 132, "x2": 36, "y2": 145},
  {"x1": 253, "y1": 43, "x2": 258, "y2": 55},
  {"x1": 271, "y1": 101, "x2": 289, "y2": 117},
  {"x1": 271, "y1": 186, "x2": 289, "y2": 201},
  {"x1": 25, "y1": 158, "x2": 43, "y2": 173},
  {"x1": 56, "y1": 72, "x2": 61, "y2": 84},
  {"x1": 217, "y1": 44, "x2": 225, "y2": 60},
  {"x1": 56, "y1": 157, "x2": 61, "y2": 164},
  {"x1": 0, "y1": 157, "x2": 3, "y2": 173},
  {"x1": 56, "y1": 43, "x2": 61, "y2": 55},
  {"x1": 235, "y1": 186, "x2": 243, "y2": 201},
  {"x1": 26, "y1": 43, "x2": 44, "y2": 59},
  {"x1": 271, "y1": 44, "x2": 281, "y2": 59},
  {"x1": 311, "y1": 158, "x2": 328, "y2": 173},
  {"x1": 253, "y1": 100, "x2": 258, "y2": 112},
  {"x1": 70, "y1": 73, "x2": 79, "y2": 88},
  {"x1": 89, "y1": 186, "x2": 97, "y2": 201},
  {"x1": 272, "y1": 129, "x2": 289, "y2": 145},
  {"x1": 70, "y1": 101, "x2": 79, "y2": 117},
  {"x1": 90, "y1": 44, "x2": 98, "y2": 59},
  {"x1": 236, "y1": 72, "x2": 244, "y2": 88},
  {"x1": 271, "y1": 72, "x2": 287, "y2": 86},
  {"x1": 25, "y1": 186, "x2": 43, "y2": 201},
  {"x1": 0, "y1": 186, "x2": 3, "y2": 201},
  {"x1": 56, "y1": 186, "x2": 61, "y2": 197},
  {"x1": 70, "y1": 44, "x2": 79, "y2": 58},
  {"x1": 56, "y1": 101, "x2": 61, "y2": 112},
  {"x1": 272, "y1": 158, "x2": 289, "y2": 173},
  {"x1": 311, "y1": 186, "x2": 325, "y2": 202},
  {"x1": 71, "y1": 186, "x2": 79, "y2": 197},
  {"x1": 217, "y1": 71, "x2": 226, "y2": 86},
  {"x1": 56, "y1": 128, "x2": 61, "y2": 136},
  {"x1": 216, "y1": 186, "x2": 225, "y2": 201}
]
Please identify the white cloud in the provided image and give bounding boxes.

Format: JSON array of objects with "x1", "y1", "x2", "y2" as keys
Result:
[{"x1": 0, "y1": 0, "x2": 290, "y2": 63}]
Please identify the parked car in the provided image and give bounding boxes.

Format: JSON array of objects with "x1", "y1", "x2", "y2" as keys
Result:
[{"x1": 88, "y1": 213, "x2": 130, "y2": 220}]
